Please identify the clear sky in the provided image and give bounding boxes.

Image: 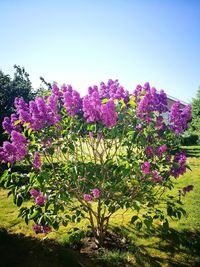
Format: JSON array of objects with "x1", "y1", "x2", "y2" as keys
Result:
[{"x1": 0, "y1": 0, "x2": 200, "y2": 102}]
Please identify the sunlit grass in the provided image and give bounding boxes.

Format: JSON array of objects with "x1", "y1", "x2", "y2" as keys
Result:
[{"x1": 0, "y1": 146, "x2": 200, "y2": 266}]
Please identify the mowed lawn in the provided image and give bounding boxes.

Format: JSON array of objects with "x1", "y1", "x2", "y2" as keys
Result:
[{"x1": 0, "y1": 146, "x2": 200, "y2": 267}]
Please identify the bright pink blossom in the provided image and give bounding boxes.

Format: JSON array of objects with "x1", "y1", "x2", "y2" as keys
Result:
[
  {"x1": 92, "y1": 188, "x2": 100, "y2": 198},
  {"x1": 84, "y1": 194, "x2": 93, "y2": 202},
  {"x1": 30, "y1": 188, "x2": 41, "y2": 198},
  {"x1": 33, "y1": 152, "x2": 42, "y2": 170},
  {"x1": 141, "y1": 162, "x2": 151, "y2": 175},
  {"x1": 35, "y1": 195, "x2": 46, "y2": 206}
]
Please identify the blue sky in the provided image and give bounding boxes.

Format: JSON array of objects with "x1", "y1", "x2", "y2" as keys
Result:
[{"x1": 0, "y1": 0, "x2": 200, "y2": 102}]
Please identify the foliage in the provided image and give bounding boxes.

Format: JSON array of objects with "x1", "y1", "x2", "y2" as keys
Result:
[
  {"x1": 0, "y1": 65, "x2": 35, "y2": 144},
  {"x1": 181, "y1": 131, "x2": 199, "y2": 146},
  {"x1": 190, "y1": 87, "x2": 200, "y2": 141},
  {"x1": 0, "y1": 79, "x2": 192, "y2": 246}
]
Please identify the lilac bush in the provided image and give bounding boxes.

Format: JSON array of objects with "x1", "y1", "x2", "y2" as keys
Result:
[{"x1": 0, "y1": 79, "x2": 192, "y2": 246}]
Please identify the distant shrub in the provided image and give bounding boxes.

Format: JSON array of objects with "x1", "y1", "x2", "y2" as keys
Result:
[{"x1": 181, "y1": 132, "x2": 199, "y2": 146}]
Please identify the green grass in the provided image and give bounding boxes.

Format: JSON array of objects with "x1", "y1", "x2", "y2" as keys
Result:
[{"x1": 0, "y1": 146, "x2": 200, "y2": 266}]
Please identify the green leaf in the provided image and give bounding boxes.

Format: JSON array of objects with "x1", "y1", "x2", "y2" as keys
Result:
[
  {"x1": 132, "y1": 201, "x2": 140, "y2": 212},
  {"x1": 16, "y1": 195, "x2": 23, "y2": 207},
  {"x1": 68, "y1": 142, "x2": 75, "y2": 152},
  {"x1": 47, "y1": 147, "x2": 55, "y2": 155},
  {"x1": 130, "y1": 215, "x2": 138, "y2": 224},
  {"x1": 136, "y1": 221, "x2": 142, "y2": 230},
  {"x1": 14, "y1": 120, "x2": 22, "y2": 126},
  {"x1": 144, "y1": 217, "x2": 153, "y2": 229},
  {"x1": 29, "y1": 210, "x2": 39, "y2": 219}
]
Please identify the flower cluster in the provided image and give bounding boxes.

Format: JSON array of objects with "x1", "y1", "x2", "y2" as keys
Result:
[
  {"x1": 0, "y1": 130, "x2": 27, "y2": 163},
  {"x1": 152, "y1": 170, "x2": 163, "y2": 183},
  {"x1": 83, "y1": 87, "x2": 118, "y2": 128},
  {"x1": 171, "y1": 152, "x2": 187, "y2": 178},
  {"x1": 30, "y1": 189, "x2": 46, "y2": 206},
  {"x1": 63, "y1": 85, "x2": 82, "y2": 116},
  {"x1": 145, "y1": 146, "x2": 154, "y2": 158},
  {"x1": 84, "y1": 188, "x2": 101, "y2": 202},
  {"x1": 99, "y1": 79, "x2": 129, "y2": 102},
  {"x1": 156, "y1": 145, "x2": 167, "y2": 158},
  {"x1": 141, "y1": 162, "x2": 151, "y2": 175},
  {"x1": 169, "y1": 101, "x2": 192, "y2": 135},
  {"x1": 83, "y1": 88, "x2": 101, "y2": 123},
  {"x1": 32, "y1": 223, "x2": 51, "y2": 234},
  {"x1": 182, "y1": 185, "x2": 194, "y2": 196},
  {"x1": 134, "y1": 82, "x2": 168, "y2": 122},
  {"x1": 33, "y1": 152, "x2": 42, "y2": 170},
  {"x1": 2, "y1": 114, "x2": 21, "y2": 134},
  {"x1": 13, "y1": 95, "x2": 60, "y2": 131}
]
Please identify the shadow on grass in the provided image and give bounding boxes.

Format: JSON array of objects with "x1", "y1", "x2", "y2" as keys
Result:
[
  {"x1": 183, "y1": 147, "x2": 200, "y2": 158},
  {"x1": 114, "y1": 225, "x2": 200, "y2": 267},
  {"x1": 0, "y1": 228, "x2": 99, "y2": 267}
]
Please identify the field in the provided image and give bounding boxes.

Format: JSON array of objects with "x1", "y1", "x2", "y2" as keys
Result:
[{"x1": 0, "y1": 146, "x2": 200, "y2": 267}]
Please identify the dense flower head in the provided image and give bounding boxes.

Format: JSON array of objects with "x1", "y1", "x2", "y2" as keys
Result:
[
  {"x1": 14, "y1": 94, "x2": 61, "y2": 131},
  {"x1": 169, "y1": 102, "x2": 191, "y2": 135},
  {"x1": 42, "y1": 225, "x2": 52, "y2": 234},
  {"x1": 134, "y1": 83, "x2": 168, "y2": 122},
  {"x1": 2, "y1": 114, "x2": 21, "y2": 134},
  {"x1": 182, "y1": 185, "x2": 194, "y2": 196},
  {"x1": 32, "y1": 223, "x2": 43, "y2": 234},
  {"x1": 35, "y1": 195, "x2": 46, "y2": 206},
  {"x1": 84, "y1": 194, "x2": 93, "y2": 202},
  {"x1": 33, "y1": 152, "x2": 42, "y2": 170},
  {"x1": 83, "y1": 90, "x2": 101, "y2": 123},
  {"x1": 0, "y1": 131, "x2": 27, "y2": 163},
  {"x1": 101, "y1": 100, "x2": 118, "y2": 128},
  {"x1": 152, "y1": 170, "x2": 163, "y2": 183},
  {"x1": 32, "y1": 223, "x2": 51, "y2": 234},
  {"x1": 99, "y1": 79, "x2": 129, "y2": 102},
  {"x1": 145, "y1": 146, "x2": 154, "y2": 158},
  {"x1": 63, "y1": 85, "x2": 82, "y2": 116},
  {"x1": 92, "y1": 188, "x2": 100, "y2": 198},
  {"x1": 141, "y1": 162, "x2": 151, "y2": 175},
  {"x1": 30, "y1": 188, "x2": 41, "y2": 198},
  {"x1": 156, "y1": 145, "x2": 167, "y2": 158},
  {"x1": 171, "y1": 152, "x2": 187, "y2": 178}
]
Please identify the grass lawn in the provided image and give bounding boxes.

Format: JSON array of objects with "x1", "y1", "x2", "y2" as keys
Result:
[{"x1": 0, "y1": 146, "x2": 200, "y2": 267}]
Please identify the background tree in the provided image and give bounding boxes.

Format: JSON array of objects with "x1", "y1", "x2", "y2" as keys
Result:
[
  {"x1": 0, "y1": 65, "x2": 35, "y2": 144},
  {"x1": 191, "y1": 87, "x2": 200, "y2": 139}
]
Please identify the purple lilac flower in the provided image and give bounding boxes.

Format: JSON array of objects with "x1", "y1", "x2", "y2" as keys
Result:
[
  {"x1": 182, "y1": 185, "x2": 194, "y2": 196},
  {"x1": 92, "y1": 188, "x2": 100, "y2": 198},
  {"x1": 141, "y1": 162, "x2": 151, "y2": 175},
  {"x1": 171, "y1": 152, "x2": 187, "y2": 178},
  {"x1": 32, "y1": 224, "x2": 43, "y2": 234},
  {"x1": 166, "y1": 154, "x2": 171, "y2": 162},
  {"x1": 101, "y1": 100, "x2": 118, "y2": 128},
  {"x1": 82, "y1": 90, "x2": 101, "y2": 123},
  {"x1": 2, "y1": 114, "x2": 21, "y2": 134},
  {"x1": 99, "y1": 79, "x2": 129, "y2": 102},
  {"x1": 169, "y1": 102, "x2": 191, "y2": 135},
  {"x1": 35, "y1": 195, "x2": 46, "y2": 206},
  {"x1": 156, "y1": 145, "x2": 167, "y2": 158},
  {"x1": 30, "y1": 188, "x2": 41, "y2": 198},
  {"x1": 145, "y1": 146, "x2": 154, "y2": 158},
  {"x1": 0, "y1": 130, "x2": 27, "y2": 163},
  {"x1": 135, "y1": 83, "x2": 168, "y2": 122},
  {"x1": 63, "y1": 85, "x2": 82, "y2": 116},
  {"x1": 84, "y1": 194, "x2": 93, "y2": 202},
  {"x1": 156, "y1": 116, "x2": 165, "y2": 130},
  {"x1": 1, "y1": 142, "x2": 17, "y2": 163},
  {"x1": 42, "y1": 225, "x2": 52, "y2": 234},
  {"x1": 152, "y1": 171, "x2": 163, "y2": 184},
  {"x1": 33, "y1": 152, "x2": 42, "y2": 170}
]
